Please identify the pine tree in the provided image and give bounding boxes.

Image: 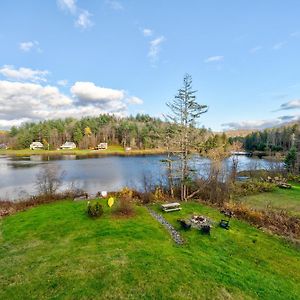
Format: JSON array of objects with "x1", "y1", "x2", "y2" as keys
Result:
[
  {"x1": 166, "y1": 74, "x2": 208, "y2": 201},
  {"x1": 284, "y1": 146, "x2": 297, "y2": 174}
]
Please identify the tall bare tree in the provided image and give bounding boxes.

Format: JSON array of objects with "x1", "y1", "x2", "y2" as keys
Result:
[{"x1": 166, "y1": 74, "x2": 208, "y2": 201}]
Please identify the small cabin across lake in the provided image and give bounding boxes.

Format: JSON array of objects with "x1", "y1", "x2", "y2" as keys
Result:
[
  {"x1": 96, "y1": 143, "x2": 108, "y2": 150},
  {"x1": 30, "y1": 142, "x2": 44, "y2": 150},
  {"x1": 60, "y1": 142, "x2": 76, "y2": 150}
]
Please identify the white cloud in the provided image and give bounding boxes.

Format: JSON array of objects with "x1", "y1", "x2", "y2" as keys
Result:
[
  {"x1": 0, "y1": 118, "x2": 31, "y2": 130},
  {"x1": 71, "y1": 82, "x2": 124, "y2": 102},
  {"x1": 278, "y1": 115, "x2": 300, "y2": 122},
  {"x1": 142, "y1": 28, "x2": 153, "y2": 37},
  {"x1": 57, "y1": 0, "x2": 77, "y2": 14},
  {"x1": 19, "y1": 41, "x2": 41, "y2": 52},
  {"x1": 0, "y1": 65, "x2": 49, "y2": 83},
  {"x1": 290, "y1": 31, "x2": 300, "y2": 38},
  {"x1": 57, "y1": 79, "x2": 68, "y2": 86},
  {"x1": 75, "y1": 10, "x2": 93, "y2": 29},
  {"x1": 19, "y1": 41, "x2": 34, "y2": 52},
  {"x1": 127, "y1": 96, "x2": 143, "y2": 105},
  {"x1": 250, "y1": 46, "x2": 262, "y2": 54},
  {"x1": 272, "y1": 41, "x2": 286, "y2": 50},
  {"x1": 106, "y1": 0, "x2": 123, "y2": 10},
  {"x1": 0, "y1": 81, "x2": 73, "y2": 128},
  {"x1": 0, "y1": 80, "x2": 135, "y2": 129},
  {"x1": 222, "y1": 119, "x2": 281, "y2": 130},
  {"x1": 57, "y1": 0, "x2": 93, "y2": 30},
  {"x1": 222, "y1": 114, "x2": 300, "y2": 130},
  {"x1": 279, "y1": 99, "x2": 300, "y2": 110},
  {"x1": 0, "y1": 81, "x2": 72, "y2": 109},
  {"x1": 204, "y1": 56, "x2": 224, "y2": 63},
  {"x1": 148, "y1": 36, "x2": 165, "y2": 62}
]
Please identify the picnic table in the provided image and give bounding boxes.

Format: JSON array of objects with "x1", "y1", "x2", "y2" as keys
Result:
[{"x1": 161, "y1": 202, "x2": 181, "y2": 212}]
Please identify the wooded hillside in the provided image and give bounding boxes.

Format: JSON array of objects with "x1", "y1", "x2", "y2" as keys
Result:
[{"x1": 1, "y1": 114, "x2": 211, "y2": 150}]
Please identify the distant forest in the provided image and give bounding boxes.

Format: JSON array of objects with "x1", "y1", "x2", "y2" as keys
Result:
[
  {"x1": 229, "y1": 123, "x2": 300, "y2": 152},
  {"x1": 0, "y1": 114, "x2": 216, "y2": 150},
  {"x1": 3, "y1": 114, "x2": 299, "y2": 154}
]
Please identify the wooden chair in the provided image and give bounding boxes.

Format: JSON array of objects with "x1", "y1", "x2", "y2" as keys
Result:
[
  {"x1": 219, "y1": 219, "x2": 230, "y2": 230},
  {"x1": 200, "y1": 224, "x2": 211, "y2": 234},
  {"x1": 177, "y1": 219, "x2": 191, "y2": 230}
]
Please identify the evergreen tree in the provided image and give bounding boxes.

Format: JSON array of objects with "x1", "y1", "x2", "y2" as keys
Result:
[
  {"x1": 284, "y1": 146, "x2": 297, "y2": 174},
  {"x1": 166, "y1": 74, "x2": 208, "y2": 201},
  {"x1": 73, "y1": 126, "x2": 83, "y2": 145}
]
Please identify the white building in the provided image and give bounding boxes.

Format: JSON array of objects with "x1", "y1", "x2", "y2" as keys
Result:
[
  {"x1": 96, "y1": 143, "x2": 108, "y2": 150},
  {"x1": 30, "y1": 142, "x2": 44, "y2": 150},
  {"x1": 60, "y1": 142, "x2": 76, "y2": 149}
]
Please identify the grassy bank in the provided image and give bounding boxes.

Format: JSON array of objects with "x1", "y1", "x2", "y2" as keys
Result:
[
  {"x1": 0, "y1": 200, "x2": 299, "y2": 299},
  {"x1": 240, "y1": 182, "x2": 300, "y2": 217},
  {"x1": 0, "y1": 146, "x2": 168, "y2": 157}
]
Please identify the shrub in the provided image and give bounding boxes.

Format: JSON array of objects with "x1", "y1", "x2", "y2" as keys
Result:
[
  {"x1": 118, "y1": 187, "x2": 134, "y2": 199},
  {"x1": 35, "y1": 165, "x2": 65, "y2": 196},
  {"x1": 87, "y1": 201, "x2": 103, "y2": 218},
  {"x1": 189, "y1": 178, "x2": 231, "y2": 206},
  {"x1": 287, "y1": 174, "x2": 300, "y2": 183},
  {"x1": 113, "y1": 198, "x2": 134, "y2": 216},
  {"x1": 139, "y1": 192, "x2": 155, "y2": 204},
  {"x1": 233, "y1": 180, "x2": 276, "y2": 197},
  {"x1": 154, "y1": 187, "x2": 164, "y2": 201},
  {"x1": 224, "y1": 202, "x2": 300, "y2": 239}
]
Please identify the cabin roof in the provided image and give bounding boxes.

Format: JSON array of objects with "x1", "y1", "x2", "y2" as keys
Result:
[
  {"x1": 30, "y1": 142, "x2": 43, "y2": 146},
  {"x1": 62, "y1": 141, "x2": 75, "y2": 146}
]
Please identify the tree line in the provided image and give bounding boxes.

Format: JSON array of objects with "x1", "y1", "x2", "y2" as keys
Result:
[
  {"x1": 2, "y1": 113, "x2": 213, "y2": 150},
  {"x1": 229, "y1": 124, "x2": 300, "y2": 153}
]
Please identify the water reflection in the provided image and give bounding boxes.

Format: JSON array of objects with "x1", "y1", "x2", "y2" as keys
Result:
[{"x1": 0, "y1": 154, "x2": 282, "y2": 200}]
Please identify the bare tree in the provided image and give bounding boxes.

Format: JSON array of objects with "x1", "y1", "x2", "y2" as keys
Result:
[
  {"x1": 230, "y1": 141, "x2": 243, "y2": 182},
  {"x1": 35, "y1": 165, "x2": 65, "y2": 196}
]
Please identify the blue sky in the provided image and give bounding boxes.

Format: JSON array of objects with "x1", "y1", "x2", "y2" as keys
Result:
[{"x1": 1, "y1": 0, "x2": 300, "y2": 131}]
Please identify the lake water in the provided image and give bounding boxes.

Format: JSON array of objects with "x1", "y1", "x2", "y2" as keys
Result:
[{"x1": 0, "y1": 154, "x2": 281, "y2": 200}]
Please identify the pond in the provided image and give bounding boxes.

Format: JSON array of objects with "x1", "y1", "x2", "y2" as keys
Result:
[{"x1": 0, "y1": 154, "x2": 281, "y2": 200}]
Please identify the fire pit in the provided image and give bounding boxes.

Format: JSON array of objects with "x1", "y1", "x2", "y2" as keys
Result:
[
  {"x1": 190, "y1": 215, "x2": 212, "y2": 228},
  {"x1": 190, "y1": 215, "x2": 213, "y2": 230},
  {"x1": 177, "y1": 215, "x2": 214, "y2": 234}
]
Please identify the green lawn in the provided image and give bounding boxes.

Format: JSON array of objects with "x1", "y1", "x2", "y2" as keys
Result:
[
  {"x1": 239, "y1": 182, "x2": 300, "y2": 217},
  {"x1": 0, "y1": 146, "x2": 167, "y2": 157},
  {"x1": 0, "y1": 200, "x2": 299, "y2": 299}
]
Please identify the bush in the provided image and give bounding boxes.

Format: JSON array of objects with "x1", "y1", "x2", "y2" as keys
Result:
[
  {"x1": 87, "y1": 201, "x2": 103, "y2": 218},
  {"x1": 139, "y1": 192, "x2": 155, "y2": 204},
  {"x1": 233, "y1": 180, "x2": 276, "y2": 197},
  {"x1": 224, "y1": 202, "x2": 300, "y2": 239},
  {"x1": 118, "y1": 187, "x2": 134, "y2": 199},
  {"x1": 189, "y1": 178, "x2": 231, "y2": 206},
  {"x1": 287, "y1": 174, "x2": 300, "y2": 183},
  {"x1": 113, "y1": 198, "x2": 134, "y2": 216}
]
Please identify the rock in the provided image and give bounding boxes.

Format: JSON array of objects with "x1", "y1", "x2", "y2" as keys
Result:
[{"x1": 147, "y1": 207, "x2": 184, "y2": 245}]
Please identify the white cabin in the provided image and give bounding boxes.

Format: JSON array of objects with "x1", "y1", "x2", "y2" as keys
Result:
[
  {"x1": 30, "y1": 142, "x2": 44, "y2": 150},
  {"x1": 60, "y1": 142, "x2": 76, "y2": 149},
  {"x1": 96, "y1": 143, "x2": 108, "y2": 150}
]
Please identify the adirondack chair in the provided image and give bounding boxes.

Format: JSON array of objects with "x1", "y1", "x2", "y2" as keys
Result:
[
  {"x1": 219, "y1": 219, "x2": 230, "y2": 230},
  {"x1": 177, "y1": 219, "x2": 191, "y2": 230},
  {"x1": 200, "y1": 224, "x2": 211, "y2": 234}
]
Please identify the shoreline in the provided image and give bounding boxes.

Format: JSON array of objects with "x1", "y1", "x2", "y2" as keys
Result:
[{"x1": 0, "y1": 148, "x2": 169, "y2": 157}]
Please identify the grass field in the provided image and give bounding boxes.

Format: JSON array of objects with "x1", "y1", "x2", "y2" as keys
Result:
[
  {"x1": 0, "y1": 146, "x2": 167, "y2": 157},
  {"x1": 0, "y1": 200, "x2": 299, "y2": 299},
  {"x1": 240, "y1": 182, "x2": 300, "y2": 217}
]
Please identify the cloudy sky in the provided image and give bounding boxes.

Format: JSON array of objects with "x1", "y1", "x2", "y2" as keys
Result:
[{"x1": 1, "y1": 0, "x2": 300, "y2": 130}]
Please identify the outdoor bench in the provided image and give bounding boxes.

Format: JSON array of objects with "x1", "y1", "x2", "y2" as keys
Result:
[{"x1": 161, "y1": 202, "x2": 181, "y2": 212}]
